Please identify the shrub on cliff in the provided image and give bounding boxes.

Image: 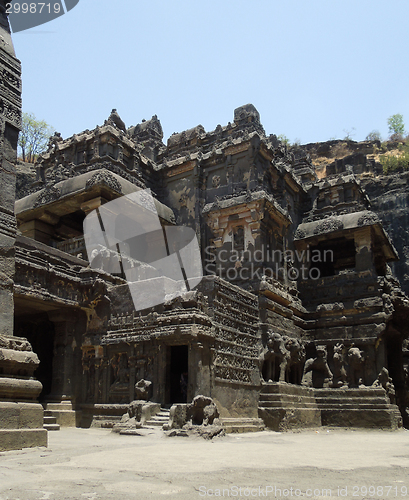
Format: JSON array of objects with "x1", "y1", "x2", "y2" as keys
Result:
[
  {"x1": 388, "y1": 114, "x2": 405, "y2": 141},
  {"x1": 380, "y1": 139, "x2": 409, "y2": 174}
]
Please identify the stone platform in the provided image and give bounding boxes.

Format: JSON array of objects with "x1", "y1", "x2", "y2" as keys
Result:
[
  {"x1": 258, "y1": 382, "x2": 321, "y2": 431},
  {"x1": 80, "y1": 404, "x2": 129, "y2": 428},
  {"x1": 315, "y1": 387, "x2": 402, "y2": 429},
  {"x1": 0, "y1": 401, "x2": 47, "y2": 451},
  {"x1": 44, "y1": 401, "x2": 77, "y2": 427},
  {"x1": 0, "y1": 344, "x2": 48, "y2": 451}
]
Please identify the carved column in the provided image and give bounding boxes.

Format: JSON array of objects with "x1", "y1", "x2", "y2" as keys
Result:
[
  {"x1": 354, "y1": 227, "x2": 374, "y2": 273},
  {"x1": 92, "y1": 135, "x2": 100, "y2": 160},
  {"x1": 128, "y1": 347, "x2": 137, "y2": 402},
  {"x1": 0, "y1": 2, "x2": 47, "y2": 450},
  {"x1": 190, "y1": 339, "x2": 211, "y2": 400},
  {"x1": 80, "y1": 197, "x2": 105, "y2": 216},
  {"x1": 47, "y1": 310, "x2": 79, "y2": 402}
]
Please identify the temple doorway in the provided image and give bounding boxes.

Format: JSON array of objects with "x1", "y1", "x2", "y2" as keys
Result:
[
  {"x1": 168, "y1": 345, "x2": 188, "y2": 404},
  {"x1": 14, "y1": 313, "x2": 55, "y2": 401}
]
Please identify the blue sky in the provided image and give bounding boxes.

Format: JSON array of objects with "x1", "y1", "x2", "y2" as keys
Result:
[{"x1": 12, "y1": 0, "x2": 409, "y2": 145}]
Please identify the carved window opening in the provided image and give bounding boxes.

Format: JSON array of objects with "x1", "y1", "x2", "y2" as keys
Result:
[
  {"x1": 122, "y1": 151, "x2": 130, "y2": 168},
  {"x1": 107, "y1": 143, "x2": 117, "y2": 159},
  {"x1": 344, "y1": 188, "x2": 354, "y2": 202},
  {"x1": 309, "y1": 237, "x2": 355, "y2": 277},
  {"x1": 233, "y1": 225, "x2": 245, "y2": 252},
  {"x1": 76, "y1": 150, "x2": 85, "y2": 164}
]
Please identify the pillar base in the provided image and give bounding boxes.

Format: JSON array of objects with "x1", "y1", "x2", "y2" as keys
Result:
[{"x1": 0, "y1": 401, "x2": 47, "y2": 451}]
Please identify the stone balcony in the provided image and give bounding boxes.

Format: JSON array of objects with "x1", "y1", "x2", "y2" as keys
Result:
[{"x1": 55, "y1": 235, "x2": 87, "y2": 259}]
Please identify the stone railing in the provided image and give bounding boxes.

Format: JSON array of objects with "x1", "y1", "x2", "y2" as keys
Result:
[{"x1": 55, "y1": 235, "x2": 87, "y2": 259}]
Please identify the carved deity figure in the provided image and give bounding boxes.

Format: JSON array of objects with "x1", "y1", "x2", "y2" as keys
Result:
[
  {"x1": 372, "y1": 367, "x2": 396, "y2": 404},
  {"x1": 347, "y1": 346, "x2": 365, "y2": 388},
  {"x1": 46, "y1": 131, "x2": 63, "y2": 153},
  {"x1": 302, "y1": 346, "x2": 333, "y2": 388},
  {"x1": 134, "y1": 379, "x2": 152, "y2": 401},
  {"x1": 110, "y1": 353, "x2": 129, "y2": 388},
  {"x1": 260, "y1": 332, "x2": 290, "y2": 383},
  {"x1": 331, "y1": 343, "x2": 347, "y2": 388},
  {"x1": 285, "y1": 337, "x2": 305, "y2": 385},
  {"x1": 117, "y1": 354, "x2": 129, "y2": 384}
]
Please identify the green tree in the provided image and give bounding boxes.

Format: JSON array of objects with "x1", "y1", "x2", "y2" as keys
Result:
[
  {"x1": 18, "y1": 112, "x2": 55, "y2": 163},
  {"x1": 278, "y1": 134, "x2": 290, "y2": 147},
  {"x1": 387, "y1": 114, "x2": 405, "y2": 140},
  {"x1": 366, "y1": 130, "x2": 382, "y2": 142}
]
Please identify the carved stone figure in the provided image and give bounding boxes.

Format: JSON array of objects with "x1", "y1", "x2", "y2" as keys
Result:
[
  {"x1": 372, "y1": 367, "x2": 396, "y2": 404},
  {"x1": 331, "y1": 343, "x2": 347, "y2": 388},
  {"x1": 302, "y1": 346, "x2": 333, "y2": 388},
  {"x1": 260, "y1": 332, "x2": 290, "y2": 383},
  {"x1": 285, "y1": 337, "x2": 305, "y2": 385},
  {"x1": 134, "y1": 379, "x2": 152, "y2": 401},
  {"x1": 186, "y1": 395, "x2": 219, "y2": 426},
  {"x1": 347, "y1": 346, "x2": 365, "y2": 388},
  {"x1": 107, "y1": 108, "x2": 126, "y2": 132}
]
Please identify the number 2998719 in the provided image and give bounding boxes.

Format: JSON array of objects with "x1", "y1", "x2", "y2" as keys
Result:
[{"x1": 6, "y1": 3, "x2": 62, "y2": 15}]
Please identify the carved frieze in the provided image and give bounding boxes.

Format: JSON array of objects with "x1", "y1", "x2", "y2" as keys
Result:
[{"x1": 86, "y1": 171, "x2": 123, "y2": 194}]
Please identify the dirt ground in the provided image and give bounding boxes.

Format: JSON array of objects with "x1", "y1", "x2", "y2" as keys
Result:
[{"x1": 0, "y1": 427, "x2": 409, "y2": 500}]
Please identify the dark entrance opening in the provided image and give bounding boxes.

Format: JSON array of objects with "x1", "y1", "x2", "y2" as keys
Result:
[
  {"x1": 14, "y1": 314, "x2": 55, "y2": 401},
  {"x1": 309, "y1": 238, "x2": 356, "y2": 277},
  {"x1": 386, "y1": 331, "x2": 409, "y2": 428},
  {"x1": 169, "y1": 345, "x2": 188, "y2": 403}
]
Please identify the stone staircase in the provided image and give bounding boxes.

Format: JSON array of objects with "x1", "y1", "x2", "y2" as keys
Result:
[
  {"x1": 144, "y1": 407, "x2": 170, "y2": 428},
  {"x1": 258, "y1": 382, "x2": 321, "y2": 431},
  {"x1": 314, "y1": 387, "x2": 402, "y2": 429},
  {"x1": 80, "y1": 404, "x2": 129, "y2": 428},
  {"x1": 43, "y1": 401, "x2": 76, "y2": 427},
  {"x1": 219, "y1": 418, "x2": 265, "y2": 433},
  {"x1": 43, "y1": 412, "x2": 60, "y2": 431}
]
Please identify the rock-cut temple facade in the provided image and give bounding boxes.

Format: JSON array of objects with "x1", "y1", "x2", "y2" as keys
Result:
[
  {"x1": 9, "y1": 102, "x2": 409, "y2": 437},
  {"x1": 1, "y1": 5, "x2": 409, "y2": 448}
]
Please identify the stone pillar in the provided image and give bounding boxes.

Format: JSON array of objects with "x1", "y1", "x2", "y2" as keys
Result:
[
  {"x1": 47, "y1": 311, "x2": 78, "y2": 402},
  {"x1": 190, "y1": 339, "x2": 211, "y2": 399},
  {"x1": 128, "y1": 348, "x2": 137, "y2": 402},
  {"x1": 354, "y1": 227, "x2": 374, "y2": 273},
  {"x1": 295, "y1": 240, "x2": 310, "y2": 279},
  {"x1": 81, "y1": 197, "x2": 105, "y2": 215},
  {"x1": 45, "y1": 311, "x2": 78, "y2": 427},
  {"x1": 0, "y1": 2, "x2": 47, "y2": 450}
]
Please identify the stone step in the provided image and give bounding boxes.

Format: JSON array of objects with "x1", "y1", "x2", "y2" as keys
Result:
[
  {"x1": 261, "y1": 383, "x2": 315, "y2": 396},
  {"x1": 315, "y1": 397, "x2": 389, "y2": 406},
  {"x1": 260, "y1": 401, "x2": 320, "y2": 409},
  {"x1": 259, "y1": 394, "x2": 317, "y2": 403},
  {"x1": 45, "y1": 402, "x2": 73, "y2": 411},
  {"x1": 43, "y1": 415, "x2": 57, "y2": 424},
  {"x1": 44, "y1": 423, "x2": 60, "y2": 431},
  {"x1": 220, "y1": 418, "x2": 265, "y2": 434},
  {"x1": 144, "y1": 420, "x2": 166, "y2": 427},
  {"x1": 314, "y1": 388, "x2": 387, "y2": 398},
  {"x1": 316, "y1": 403, "x2": 391, "y2": 410},
  {"x1": 259, "y1": 394, "x2": 316, "y2": 405},
  {"x1": 144, "y1": 408, "x2": 170, "y2": 427},
  {"x1": 91, "y1": 415, "x2": 123, "y2": 429},
  {"x1": 320, "y1": 408, "x2": 402, "y2": 429}
]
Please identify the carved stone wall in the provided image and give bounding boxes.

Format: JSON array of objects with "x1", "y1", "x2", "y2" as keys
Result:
[{"x1": 0, "y1": 3, "x2": 47, "y2": 450}]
